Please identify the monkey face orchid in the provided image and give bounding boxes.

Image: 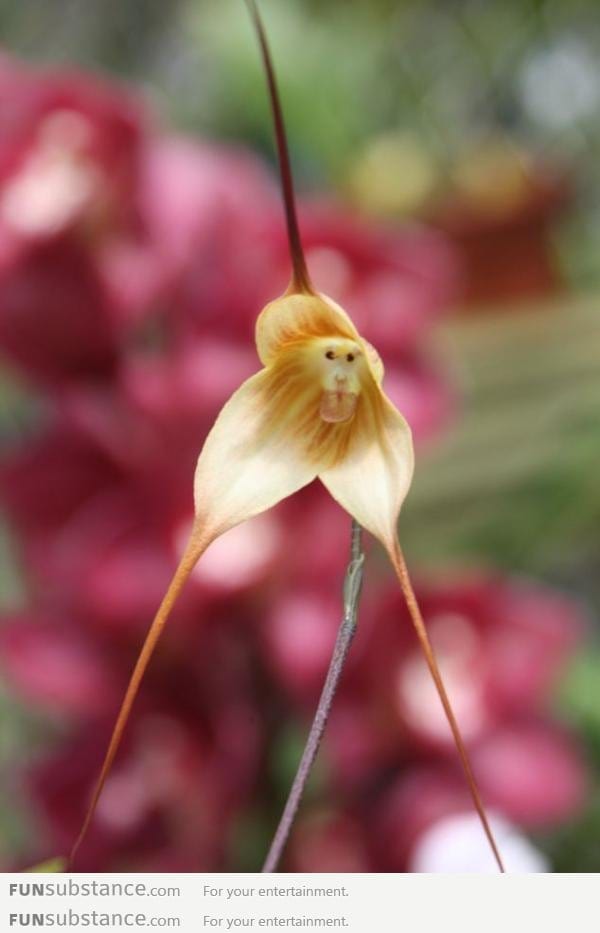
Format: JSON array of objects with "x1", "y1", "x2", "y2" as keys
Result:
[
  {"x1": 70, "y1": 0, "x2": 504, "y2": 874},
  {"x1": 194, "y1": 291, "x2": 412, "y2": 551}
]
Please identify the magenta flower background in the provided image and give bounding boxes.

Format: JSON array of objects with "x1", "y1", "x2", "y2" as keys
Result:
[{"x1": 0, "y1": 56, "x2": 589, "y2": 872}]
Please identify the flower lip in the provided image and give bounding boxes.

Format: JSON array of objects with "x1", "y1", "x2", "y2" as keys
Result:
[{"x1": 315, "y1": 338, "x2": 363, "y2": 424}]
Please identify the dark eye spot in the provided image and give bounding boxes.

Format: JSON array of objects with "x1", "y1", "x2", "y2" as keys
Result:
[
  {"x1": 346, "y1": 353, "x2": 355, "y2": 362},
  {"x1": 325, "y1": 350, "x2": 336, "y2": 360}
]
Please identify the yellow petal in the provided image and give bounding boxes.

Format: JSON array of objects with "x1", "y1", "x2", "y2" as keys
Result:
[
  {"x1": 193, "y1": 366, "x2": 319, "y2": 538},
  {"x1": 256, "y1": 291, "x2": 359, "y2": 367},
  {"x1": 319, "y1": 384, "x2": 414, "y2": 548},
  {"x1": 362, "y1": 339, "x2": 385, "y2": 385}
]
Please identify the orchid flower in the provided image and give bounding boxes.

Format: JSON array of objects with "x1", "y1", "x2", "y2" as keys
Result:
[{"x1": 70, "y1": 0, "x2": 504, "y2": 872}]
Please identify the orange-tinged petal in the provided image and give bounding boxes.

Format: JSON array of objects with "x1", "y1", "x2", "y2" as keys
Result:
[
  {"x1": 193, "y1": 366, "x2": 320, "y2": 538},
  {"x1": 363, "y1": 339, "x2": 384, "y2": 385},
  {"x1": 256, "y1": 291, "x2": 358, "y2": 366},
  {"x1": 319, "y1": 383, "x2": 414, "y2": 548}
]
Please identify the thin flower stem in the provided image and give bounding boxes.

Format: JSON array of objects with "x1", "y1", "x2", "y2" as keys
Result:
[
  {"x1": 390, "y1": 538, "x2": 505, "y2": 873},
  {"x1": 261, "y1": 520, "x2": 364, "y2": 873}
]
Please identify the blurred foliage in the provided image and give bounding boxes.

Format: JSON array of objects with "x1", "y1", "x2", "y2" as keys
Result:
[
  {"x1": 403, "y1": 297, "x2": 600, "y2": 587},
  {"x1": 539, "y1": 652, "x2": 600, "y2": 871},
  {"x1": 24, "y1": 857, "x2": 67, "y2": 873}
]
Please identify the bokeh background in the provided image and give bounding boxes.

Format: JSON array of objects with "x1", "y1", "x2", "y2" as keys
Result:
[{"x1": 0, "y1": 0, "x2": 599, "y2": 872}]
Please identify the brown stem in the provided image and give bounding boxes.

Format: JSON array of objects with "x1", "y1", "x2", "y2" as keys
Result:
[
  {"x1": 262, "y1": 520, "x2": 364, "y2": 872},
  {"x1": 244, "y1": 0, "x2": 314, "y2": 295},
  {"x1": 389, "y1": 538, "x2": 506, "y2": 873}
]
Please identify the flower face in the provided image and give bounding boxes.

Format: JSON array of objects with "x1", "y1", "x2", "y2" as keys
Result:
[
  {"x1": 315, "y1": 338, "x2": 364, "y2": 423},
  {"x1": 192, "y1": 291, "x2": 413, "y2": 550}
]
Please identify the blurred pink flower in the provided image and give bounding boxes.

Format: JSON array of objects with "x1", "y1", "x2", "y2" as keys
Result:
[
  {"x1": 0, "y1": 612, "x2": 119, "y2": 717},
  {"x1": 0, "y1": 238, "x2": 120, "y2": 386},
  {"x1": 366, "y1": 573, "x2": 584, "y2": 752},
  {"x1": 373, "y1": 710, "x2": 588, "y2": 872},
  {"x1": 132, "y1": 137, "x2": 281, "y2": 335},
  {"x1": 15, "y1": 610, "x2": 266, "y2": 871},
  {"x1": 26, "y1": 715, "x2": 251, "y2": 872},
  {"x1": 0, "y1": 55, "x2": 143, "y2": 243},
  {"x1": 0, "y1": 56, "x2": 147, "y2": 386},
  {"x1": 471, "y1": 720, "x2": 588, "y2": 828}
]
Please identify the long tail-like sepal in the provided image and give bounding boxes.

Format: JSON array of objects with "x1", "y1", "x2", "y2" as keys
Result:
[
  {"x1": 68, "y1": 523, "x2": 210, "y2": 866},
  {"x1": 389, "y1": 538, "x2": 506, "y2": 873},
  {"x1": 244, "y1": 0, "x2": 314, "y2": 295}
]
